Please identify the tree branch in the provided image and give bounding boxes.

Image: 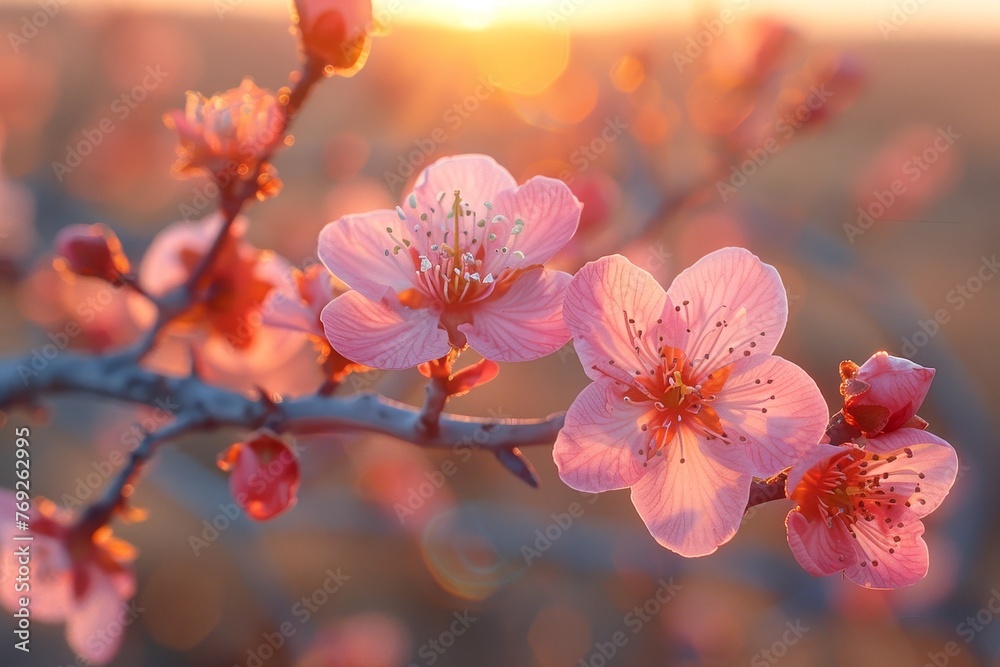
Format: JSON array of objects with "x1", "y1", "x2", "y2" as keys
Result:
[{"x1": 0, "y1": 351, "x2": 565, "y2": 453}]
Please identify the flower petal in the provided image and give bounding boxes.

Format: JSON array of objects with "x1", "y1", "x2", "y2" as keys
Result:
[
  {"x1": 845, "y1": 513, "x2": 929, "y2": 589},
  {"x1": 318, "y1": 210, "x2": 416, "y2": 302},
  {"x1": 864, "y1": 428, "x2": 958, "y2": 518},
  {"x1": 322, "y1": 290, "x2": 450, "y2": 369},
  {"x1": 666, "y1": 247, "x2": 787, "y2": 361},
  {"x1": 66, "y1": 565, "x2": 133, "y2": 665},
  {"x1": 459, "y1": 268, "x2": 571, "y2": 362},
  {"x1": 786, "y1": 443, "x2": 850, "y2": 494},
  {"x1": 0, "y1": 533, "x2": 73, "y2": 622},
  {"x1": 553, "y1": 379, "x2": 652, "y2": 492},
  {"x1": 411, "y1": 154, "x2": 517, "y2": 216},
  {"x1": 629, "y1": 428, "x2": 751, "y2": 557},
  {"x1": 785, "y1": 509, "x2": 854, "y2": 577},
  {"x1": 485, "y1": 175, "x2": 581, "y2": 270},
  {"x1": 564, "y1": 255, "x2": 682, "y2": 384},
  {"x1": 706, "y1": 354, "x2": 829, "y2": 478}
]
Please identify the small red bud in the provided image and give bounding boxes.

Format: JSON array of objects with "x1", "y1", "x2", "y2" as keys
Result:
[{"x1": 54, "y1": 223, "x2": 130, "y2": 283}]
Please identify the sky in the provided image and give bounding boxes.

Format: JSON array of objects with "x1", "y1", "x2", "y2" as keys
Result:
[{"x1": 2, "y1": 0, "x2": 999, "y2": 39}]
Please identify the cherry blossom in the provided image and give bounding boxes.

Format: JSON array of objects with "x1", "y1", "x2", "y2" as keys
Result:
[
  {"x1": 0, "y1": 492, "x2": 136, "y2": 665},
  {"x1": 262, "y1": 263, "x2": 367, "y2": 384},
  {"x1": 318, "y1": 154, "x2": 581, "y2": 369},
  {"x1": 132, "y1": 215, "x2": 303, "y2": 374},
  {"x1": 553, "y1": 250, "x2": 829, "y2": 556},
  {"x1": 217, "y1": 431, "x2": 301, "y2": 521},
  {"x1": 785, "y1": 428, "x2": 957, "y2": 589},
  {"x1": 164, "y1": 78, "x2": 284, "y2": 197}
]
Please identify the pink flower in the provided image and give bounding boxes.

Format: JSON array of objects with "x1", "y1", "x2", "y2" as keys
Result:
[
  {"x1": 553, "y1": 250, "x2": 829, "y2": 557},
  {"x1": 164, "y1": 78, "x2": 284, "y2": 197},
  {"x1": 840, "y1": 351, "x2": 935, "y2": 437},
  {"x1": 263, "y1": 263, "x2": 343, "y2": 340},
  {"x1": 0, "y1": 493, "x2": 136, "y2": 665},
  {"x1": 218, "y1": 431, "x2": 301, "y2": 521},
  {"x1": 785, "y1": 428, "x2": 958, "y2": 589},
  {"x1": 262, "y1": 264, "x2": 369, "y2": 383},
  {"x1": 131, "y1": 215, "x2": 304, "y2": 375},
  {"x1": 318, "y1": 154, "x2": 581, "y2": 369},
  {"x1": 292, "y1": 0, "x2": 374, "y2": 77}
]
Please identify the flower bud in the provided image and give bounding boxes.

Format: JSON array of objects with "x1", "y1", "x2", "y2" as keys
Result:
[
  {"x1": 840, "y1": 351, "x2": 934, "y2": 436},
  {"x1": 218, "y1": 431, "x2": 300, "y2": 520},
  {"x1": 292, "y1": 0, "x2": 374, "y2": 76},
  {"x1": 54, "y1": 223, "x2": 130, "y2": 283}
]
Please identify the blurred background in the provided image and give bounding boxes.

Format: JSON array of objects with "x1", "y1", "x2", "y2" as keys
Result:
[{"x1": 1, "y1": 0, "x2": 999, "y2": 665}]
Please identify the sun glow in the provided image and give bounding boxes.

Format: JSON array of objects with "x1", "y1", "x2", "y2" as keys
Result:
[{"x1": 444, "y1": 0, "x2": 499, "y2": 31}]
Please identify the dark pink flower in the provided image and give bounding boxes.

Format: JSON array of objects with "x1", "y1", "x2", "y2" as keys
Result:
[
  {"x1": 785, "y1": 428, "x2": 957, "y2": 589},
  {"x1": 54, "y1": 224, "x2": 130, "y2": 284},
  {"x1": 553, "y1": 250, "x2": 828, "y2": 556},
  {"x1": 318, "y1": 154, "x2": 581, "y2": 369},
  {"x1": 841, "y1": 351, "x2": 935, "y2": 436}
]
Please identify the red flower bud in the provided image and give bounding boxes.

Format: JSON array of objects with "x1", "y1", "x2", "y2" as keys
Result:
[
  {"x1": 218, "y1": 431, "x2": 300, "y2": 521},
  {"x1": 54, "y1": 223, "x2": 130, "y2": 283},
  {"x1": 292, "y1": 0, "x2": 374, "y2": 76}
]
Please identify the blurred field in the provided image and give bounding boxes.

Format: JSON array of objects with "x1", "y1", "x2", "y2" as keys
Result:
[{"x1": 0, "y1": 4, "x2": 999, "y2": 667}]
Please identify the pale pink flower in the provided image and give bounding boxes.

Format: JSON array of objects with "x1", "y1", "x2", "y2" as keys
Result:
[
  {"x1": 263, "y1": 262, "x2": 343, "y2": 340},
  {"x1": 131, "y1": 215, "x2": 303, "y2": 374},
  {"x1": 0, "y1": 493, "x2": 136, "y2": 665},
  {"x1": 318, "y1": 154, "x2": 581, "y2": 369},
  {"x1": 785, "y1": 428, "x2": 957, "y2": 589},
  {"x1": 262, "y1": 264, "x2": 369, "y2": 383},
  {"x1": 553, "y1": 250, "x2": 829, "y2": 557},
  {"x1": 841, "y1": 351, "x2": 935, "y2": 436}
]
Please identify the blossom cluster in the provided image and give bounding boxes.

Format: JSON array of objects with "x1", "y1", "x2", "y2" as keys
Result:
[{"x1": 3, "y1": 0, "x2": 961, "y2": 663}]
